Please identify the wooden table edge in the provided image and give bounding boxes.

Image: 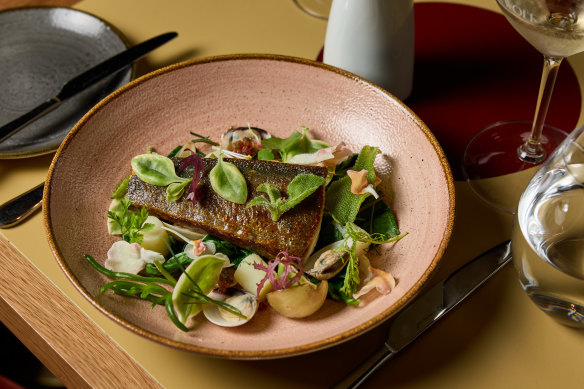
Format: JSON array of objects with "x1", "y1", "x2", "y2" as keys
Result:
[{"x1": 0, "y1": 237, "x2": 161, "y2": 388}]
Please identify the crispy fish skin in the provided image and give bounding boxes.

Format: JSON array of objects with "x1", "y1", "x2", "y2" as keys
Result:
[{"x1": 126, "y1": 158, "x2": 328, "y2": 260}]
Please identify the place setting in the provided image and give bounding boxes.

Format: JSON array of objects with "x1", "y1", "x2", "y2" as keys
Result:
[
  {"x1": 1, "y1": 1, "x2": 584, "y2": 388},
  {"x1": 0, "y1": 6, "x2": 177, "y2": 227}
]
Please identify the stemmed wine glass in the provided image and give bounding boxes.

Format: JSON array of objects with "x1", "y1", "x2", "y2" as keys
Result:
[
  {"x1": 292, "y1": 0, "x2": 332, "y2": 20},
  {"x1": 463, "y1": 0, "x2": 584, "y2": 213}
]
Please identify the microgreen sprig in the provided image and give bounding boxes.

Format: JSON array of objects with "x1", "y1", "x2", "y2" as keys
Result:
[
  {"x1": 107, "y1": 198, "x2": 154, "y2": 244},
  {"x1": 338, "y1": 222, "x2": 406, "y2": 298},
  {"x1": 190, "y1": 132, "x2": 220, "y2": 146}
]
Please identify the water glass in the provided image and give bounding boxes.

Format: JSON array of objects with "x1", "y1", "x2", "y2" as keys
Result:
[{"x1": 512, "y1": 124, "x2": 584, "y2": 327}]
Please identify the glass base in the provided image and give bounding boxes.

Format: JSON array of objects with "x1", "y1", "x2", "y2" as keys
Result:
[
  {"x1": 462, "y1": 120, "x2": 568, "y2": 214},
  {"x1": 527, "y1": 292, "x2": 584, "y2": 328},
  {"x1": 292, "y1": 0, "x2": 331, "y2": 19}
]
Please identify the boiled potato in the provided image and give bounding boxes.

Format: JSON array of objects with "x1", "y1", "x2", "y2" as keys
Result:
[
  {"x1": 234, "y1": 254, "x2": 273, "y2": 301},
  {"x1": 141, "y1": 216, "x2": 170, "y2": 256},
  {"x1": 266, "y1": 280, "x2": 328, "y2": 318}
]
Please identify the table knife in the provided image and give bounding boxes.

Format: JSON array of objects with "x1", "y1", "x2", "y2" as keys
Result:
[
  {"x1": 0, "y1": 31, "x2": 178, "y2": 143},
  {"x1": 0, "y1": 182, "x2": 44, "y2": 228},
  {"x1": 334, "y1": 240, "x2": 512, "y2": 389}
]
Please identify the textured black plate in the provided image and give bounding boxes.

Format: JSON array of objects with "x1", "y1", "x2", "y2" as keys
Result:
[{"x1": 0, "y1": 7, "x2": 133, "y2": 158}]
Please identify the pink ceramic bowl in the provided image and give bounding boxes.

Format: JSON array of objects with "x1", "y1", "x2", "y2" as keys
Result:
[{"x1": 44, "y1": 54, "x2": 455, "y2": 358}]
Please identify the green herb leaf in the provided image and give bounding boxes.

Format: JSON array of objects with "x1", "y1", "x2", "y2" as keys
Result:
[
  {"x1": 261, "y1": 126, "x2": 328, "y2": 162},
  {"x1": 340, "y1": 250, "x2": 360, "y2": 297},
  {"x1": 111, "y1": 175, "x2": 131, "y2": 199},
  {"x1": 172, "y1": 254, "x2": 233, "y2": 324},
  {"x1": 209, "y1": 153, "x2": 248, "y2": 204},
  {"x1": 356, "y1": 199, "x2": 400, "y2": 239},
  {"x1": 202, "y1": 235, "x2": 252, "y2": 268},
  {"x1": 247, "y1": 173, "x2": 325, "y2": 221},
  {"x1": 345, "y1": 221, "x2": 405, "y2": 246},
  {"x1": 257, "y1": 148, "x2": 275, "y2": 160},
  {"x1": 338, "y1": 222, "x2": 406, "y2": 298},
  {"x1": 84, "y1": 254, "x2": 174, "y2": 286},
  {"x1": 107, "y1": 198, "x2": 153, "y2": 244},
  {"x1": 167, "y1": 145, "x2": 183, "y2": 159},
  {"x1": 327, "y1": 275, "x2": 360, "y2": 305},
  {"x1": 143, "y1": 252, "x2": 193, "y2": 276},
  {"x1": 100, "y1": 280, "x2": 170, "y2": 303},
  {"x1": 325, "y1": 146, "x2": 380, "y2": 225},
  {"x1": 166, "y1": 179, "x2": 193, "y2": 201},
  {"x1": 107, "y1": 198, "x2": 124, "y2": 235},
  {"x1": 131, "y1": 153, "x2": 190, "y2": 187},
  {"x1": 190, "y1": 131, "x2": 220, "y2": 146},
  {"x1": 258, "y1": 182, "x2": 281, "y2": 203},
  {"x1": 84, "y1": 254, "x2": 189, "y2": 331},
  {"x1": 287, "y1": 173, "x2": 325, "y2": 200}
]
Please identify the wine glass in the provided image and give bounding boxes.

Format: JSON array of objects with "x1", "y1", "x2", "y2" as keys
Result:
[
  {"x1": 292, "y1": 0, "x2": 332, "y2": 20},
  {"x1": 463, "y1": 0, "x2": 584, "y2": 213},
  {"x1": 512, "y1": 124, "x2": 584, "y2": 327}
]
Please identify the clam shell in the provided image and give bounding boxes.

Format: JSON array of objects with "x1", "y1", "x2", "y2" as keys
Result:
[
  {"x1": 304, "y1": 240, "x2": 348, "y2": 280},
  {"x1": 203, "y1": 290, "x2": 258, "y2": 327}
]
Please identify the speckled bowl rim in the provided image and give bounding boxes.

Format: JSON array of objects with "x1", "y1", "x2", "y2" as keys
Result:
[
  {"x1": 0, "y1": 6, "x2": 136, "y2": 159},
  {"x1": 44, "y1": 54, "x2": 455, "y2": 359}
]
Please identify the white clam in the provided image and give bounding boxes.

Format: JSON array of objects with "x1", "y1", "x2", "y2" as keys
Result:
[
  {"x1": 304, "y1": 240, "x2": 348, "y2": 280},
  {"x1": 304, "y1": 224, "x2": 373, "y2": 280},
  {"x1": 203, "y1": 289, "x2": 258, "y2": 327},
  {"x1": 220, "y1": 126, "x2": 270, "y2": 151}
]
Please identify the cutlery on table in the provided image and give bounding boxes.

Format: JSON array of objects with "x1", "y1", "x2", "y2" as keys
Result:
[
  {"x1": 0, "y1": 183, "x2": 44, "y2": 228},
  {"x1": 334, "y1": 240, "x2": 512, "y2": 388},
  {"x1": 0, "y1": 32, "x2": 178, "y2": 228},
  {"x1": 0, "y1": 31, "x2": 178, "y2": 143}
]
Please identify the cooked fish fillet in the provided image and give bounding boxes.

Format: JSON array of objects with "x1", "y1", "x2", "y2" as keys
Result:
[{"x1": 126, "y1": 157, "x2": 328, "y2": 260}]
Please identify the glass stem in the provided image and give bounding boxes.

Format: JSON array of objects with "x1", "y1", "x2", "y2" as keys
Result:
[{"x1": 518, "y1": 55, "x2": 564, "y2": 164}]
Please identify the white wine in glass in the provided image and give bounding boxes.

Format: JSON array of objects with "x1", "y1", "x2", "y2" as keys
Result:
[{"x1": 463, "y1": 0, "x2": 584, "y2": 213}]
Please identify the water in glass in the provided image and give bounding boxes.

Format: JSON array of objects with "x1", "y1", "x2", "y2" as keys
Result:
[{"x1": 512, "y1": 125, "x2": 584, "y2": 327}]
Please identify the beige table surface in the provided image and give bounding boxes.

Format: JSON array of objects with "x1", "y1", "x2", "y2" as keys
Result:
[{"x1": 1, "y1": 0, "x2": 584, "y2": 388}]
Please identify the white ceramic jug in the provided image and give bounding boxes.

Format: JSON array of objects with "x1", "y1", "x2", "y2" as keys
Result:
[{"x1": 323, "y1": 0, "x2": 414, "y2": 101}]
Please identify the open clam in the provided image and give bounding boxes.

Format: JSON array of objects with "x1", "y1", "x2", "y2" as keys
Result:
[
  {"x1": 304, "y1": 240, "x2": 350, "y2": 280},
  {"x1": 203, "y1": 289, "x2": 258, "y2": 327},
  {"x1": 304, "y1": 224, "x2": 373, "y2": 280},
  {"x1": 220, "y1": 126, "x2": 270, "y2": 155}
]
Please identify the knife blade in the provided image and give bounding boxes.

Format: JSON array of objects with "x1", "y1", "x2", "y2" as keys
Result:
[
  {"x1": 334, "y1": 240, "x2": 512, "y2": 389},
  {"x1": 0, "y1": 31, "x2": 178, "y2": 143}
]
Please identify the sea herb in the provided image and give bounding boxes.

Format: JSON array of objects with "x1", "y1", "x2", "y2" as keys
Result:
[
  {"x1": 110, "y1": 175, "x2": 131, "y2": 199},
  {"x1": 325, "y1": 146, "x2": 380, "y2": 225},
  {"x1": 190, "y1": 131, "x2": 220, "y2": 146},
  {"x1": 131, "y1": 152, "x2": 192, "y2": 201},
  {"x1": 261, "y1": 126, "x2": 329, "y2": 162},
  {"x1": 247, "y1": 173, "x2": 325, "y2": 221},
  {"x1": 209, "y1": 151, "x2": 248, "y2": 204}
]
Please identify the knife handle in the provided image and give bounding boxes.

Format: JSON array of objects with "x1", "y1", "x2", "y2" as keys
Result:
[
  {"x1": 0, "y1": 98, "x2": 61, "y2": 143},
  {"x1": 0, "y1": 183, "x2": 44, "y2": 228},
  {"x1": 332, "y1": 343, "x2": 395, "y2": 389}
]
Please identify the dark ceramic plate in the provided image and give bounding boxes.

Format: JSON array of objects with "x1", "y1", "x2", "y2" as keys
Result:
[{"x1": 0, "y1": 7, "x2": 133, "y2": 158}]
